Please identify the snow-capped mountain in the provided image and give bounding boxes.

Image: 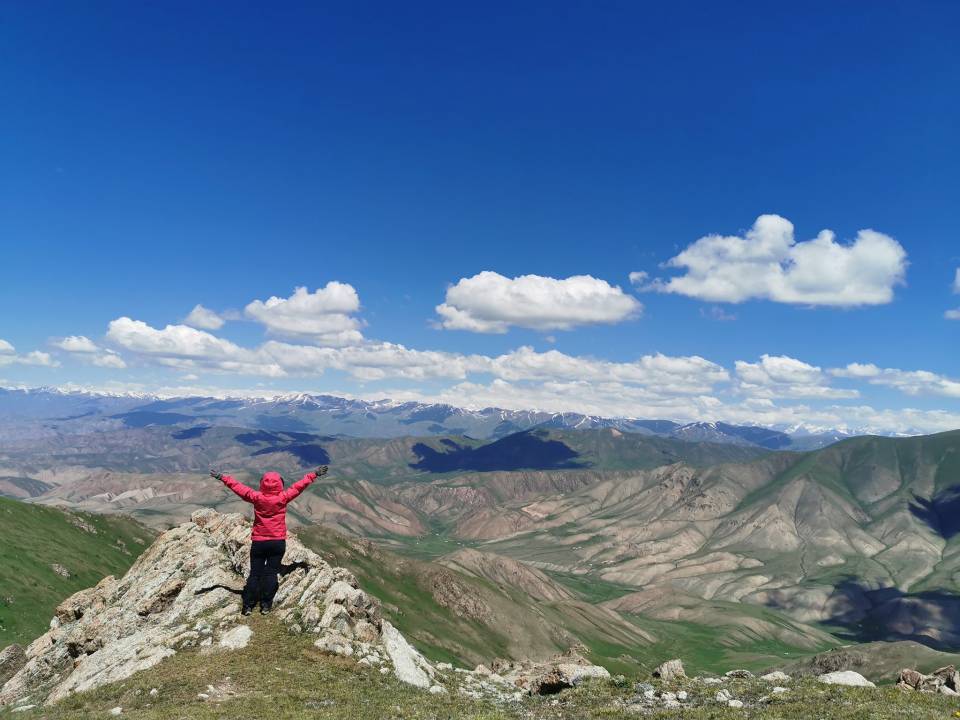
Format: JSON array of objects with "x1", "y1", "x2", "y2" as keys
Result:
[{"x1": 0, "y1": 385, "x2": 893, "y2": 449}]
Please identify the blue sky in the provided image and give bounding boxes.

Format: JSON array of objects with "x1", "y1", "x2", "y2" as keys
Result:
[{"x1": 1, "y1": 1, "x2": 958, "y2": 432}]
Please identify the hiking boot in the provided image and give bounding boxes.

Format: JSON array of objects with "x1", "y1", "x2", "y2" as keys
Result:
[
  {"x1": 241, "y1": 606, "x2": 254, "y2": 616},
  {"x1": 259, "y1": 603, "x2": 272, "y2": 615}
]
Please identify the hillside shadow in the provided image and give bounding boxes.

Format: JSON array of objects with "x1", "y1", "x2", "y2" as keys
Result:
[
  {"x1": 410, "y1": 430, "x2": 585, "y2": 473},
  {"x1": 764, "y1": 575, "x2": 960, "y2": 651},
  {"x1": 909, "y1": 487, "x2": 960, "y2": 539}
]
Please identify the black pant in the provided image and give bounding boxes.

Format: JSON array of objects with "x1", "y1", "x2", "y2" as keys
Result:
[{"x1": 242, "y1": 539, "x2": 286, "y2": 609}]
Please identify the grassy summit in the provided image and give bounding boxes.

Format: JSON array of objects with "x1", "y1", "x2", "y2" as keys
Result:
[{"x1": 6, "y1": 615, "x2": 960, "y2": 720}]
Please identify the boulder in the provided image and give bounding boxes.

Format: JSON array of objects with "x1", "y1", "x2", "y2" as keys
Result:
[
  {"x1": 817, "y1": 671, "x2": 875, "y2": 688},
  {"x1": 652, "y1": 659, "x2": 686, "y2": 681},
  {"x1": 897, "y1": 665, "x2": 960, "y2": 694},
  {"x1": 497, "y1": 650, "x2": 610, "y2": 695},
  {"x1": 759, "y1": 671, "x2": 790, "y2": 683}
]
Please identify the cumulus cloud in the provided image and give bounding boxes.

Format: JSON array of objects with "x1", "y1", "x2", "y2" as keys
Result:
[
  {"x1": 0, "y1": 340, "x2": 59, "y2": 368},
  {"x1": 735, "y1": 354, "x2": 858, "y2": 399},
  {"x1": 435, "y1": 271, "x2": 642, "y2": 333},
  {"x1": 91, "y1": 351, "x2": 127, "y2": 369},
  {"x1": 954, "y1": 269, "x2": 960, "y2": 294},
  {"x1": 947, "y1": 309, "x2": 960, "y2": 320},
  {"x1": 640, "y1": 214, "x2": 907, "y2": 306},
  {"x1": 184, "y1": 304, "x2": 225, "y2": 330},
  {"x1": 832, "y1": 363, "x2": 960, "y2": 399},
  {"x1": 107, "y1": 317, "x2": 286, "y2": 377},
  {"x1": 53, "y1": 335, "x2": 99, "y2": 353},
  {"x1": 244, "y1": 283, "x2": 363, "y2": 346}
]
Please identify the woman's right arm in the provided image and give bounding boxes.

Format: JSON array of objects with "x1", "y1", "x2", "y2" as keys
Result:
[{"x1": 211, "y1": 470, "x2": 257, "y2": 502}]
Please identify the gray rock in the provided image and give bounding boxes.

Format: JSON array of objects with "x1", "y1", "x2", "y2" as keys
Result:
[
  {"x1": 653, "y1": 659, "x2": 686, "y2": 681},
  {"x1": 817, "y1": 670, "x2": 875, "y2": 688},
  {"x1": 760, "y1": 670, "x2": 790, "y2": 683},
  {"x1": 216, "y1": 626, "x2": 252, "y2": 651},
  {"x1": 381, "y1": 620, "x2": 433, "y2": 689}
]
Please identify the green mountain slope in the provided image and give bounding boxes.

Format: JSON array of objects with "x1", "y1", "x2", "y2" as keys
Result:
[{"x1": 0, "y1": 497, "x2": 154, "y2": 644}]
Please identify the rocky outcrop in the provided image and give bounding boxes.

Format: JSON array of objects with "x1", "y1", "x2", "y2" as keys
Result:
[
  {"x1": 491, "y1": 649, "x2": 610, "y2": 695},
  {"x1": 653, "y1": 658, "x2": 686, "y2": 681},
  {"x1": 0, "y1": 510, "x2": 424, "y2": 707},
  {"x1": 897, "y1": 665, "x2": 960, "y2": 695}
]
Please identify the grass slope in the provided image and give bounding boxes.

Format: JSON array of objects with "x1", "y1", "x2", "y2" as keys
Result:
[
  {"x1": 5, "y1": 615, "x2": 959, "y2": 720},
  {"x1": 0, "y1": 497, "x2": 154, "y2": 645}
]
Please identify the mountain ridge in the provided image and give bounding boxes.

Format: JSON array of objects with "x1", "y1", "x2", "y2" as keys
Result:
[{"x1": 0, "y1": 385, "x2": 881, "y2": 449}]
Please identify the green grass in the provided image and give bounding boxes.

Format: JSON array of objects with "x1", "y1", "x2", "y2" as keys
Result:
[
  {"x1": 0, "y1": 496, "x2": 154, "y2": 645},
  {"x1": 5, "y1": 618, "x2": 959, "y2": 720},
  {"x1": 299, "y1": 527, "x2": 513, "y2": 665},
  {"x1": 542, "y1": 570, "x2": 635, "y2": 604}
]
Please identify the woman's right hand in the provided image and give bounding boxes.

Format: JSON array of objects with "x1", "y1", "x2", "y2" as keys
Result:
[
  {"x1": 314, "y1": 465, "x2": 329, "y2": 477},
  {"x1": 209, "y1": 469, "x2": 223, "y2": 481}
]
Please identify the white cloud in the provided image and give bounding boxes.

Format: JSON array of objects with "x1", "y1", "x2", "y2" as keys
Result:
[
  {"x1": 91, "y1": 351, "x2": 127, "y2": 369},
  {"x1": 435, "y1": 271, "x2": 642, "y2": 333},
  {"x1": 107, "y1": 317, "x2": 286, "y2": 377},
  {"x1": 18, "y1": 351, "x2": 59, "y2": 367},
  {"x1": 184, "y1": 304, "x2": 225, "y2": 330},
  {"x1": 954, "y1": 268, "x2": 960, "y2": 294},
  {"x1": 946, "y1": 309, "x2": 960, "y2": 320},
  {"x1": 244, "y1": 284, "x2": 363, "y2": 346},
  {"x1": 53, "y1": 335, "x2": 99, "y2": 353},
  {"x1": 641, "y1": 214, "x2": 907, "y2": 306},
  {"x1": 487, "y1": 346, "x2": 728, "y2": 394},
  {"x1": 0, "y1": 340, "x2": 59, "y2": 368},
  {"x1": 736, "y1": 354, "x2": 858, "y2": 399},
  {"x1": 832, "y1": 363, "x2": 960, "y2": 399}
]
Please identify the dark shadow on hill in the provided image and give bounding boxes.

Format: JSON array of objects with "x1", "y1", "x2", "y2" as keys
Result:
[
  {"x1": 172, "y1": 425, "x2": 210, "y2": 440},
  {"x1": 763, "y1": 575, "x2": 960, "y2": 651},
  {"x1": 112, "y1": 411, "x2": 196, "y2": 427},
  {"x1": 233, "y1": 430, "x2": 332, "y2": 465},
  {"x1": 410, "y1": 430, "x2": 586, "y2": 473},
  {"x1": 909, "y1": 487, "x2": 960, "y2": 540},
  {"x1": 252, "y1": 444, "x2": 331, "y2": 465}
]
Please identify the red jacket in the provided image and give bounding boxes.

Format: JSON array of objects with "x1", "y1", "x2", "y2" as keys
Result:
[{"x1": 220, "y1": 471, "x2": 317, "y2": 541}]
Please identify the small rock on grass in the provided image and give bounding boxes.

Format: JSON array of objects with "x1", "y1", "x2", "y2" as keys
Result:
[
  {"x1": 817, "y1": 670, "x2": 876, "y2": 688},
  {"x1": 760, "y1": 671, "x2": 791, "y2": 683},
  {"x1": 652, "y1": 659, "x2": 686, "y2": 681}
]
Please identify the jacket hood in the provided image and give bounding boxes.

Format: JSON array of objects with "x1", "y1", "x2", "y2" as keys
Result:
[{"x1": 259, "y1": 471, "x2": 284, "y2": 494}]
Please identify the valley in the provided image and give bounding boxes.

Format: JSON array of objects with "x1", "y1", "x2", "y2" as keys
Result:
[{"x1": 2, "y1": 389, "x2": 960, "y2": 686}]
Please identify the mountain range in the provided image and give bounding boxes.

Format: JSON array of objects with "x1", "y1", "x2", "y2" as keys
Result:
[{"x1": 0, "y1": 386, "x2": 858, "y2": 449}]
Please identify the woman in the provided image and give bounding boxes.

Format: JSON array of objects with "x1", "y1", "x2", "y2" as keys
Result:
[{"x1": 210, "y1": 465, "x2": 328, "y2": 615}]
